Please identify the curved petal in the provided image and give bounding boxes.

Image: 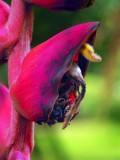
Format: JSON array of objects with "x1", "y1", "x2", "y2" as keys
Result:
[
  {"x1": 0, "y1": 83, "x2": 12, "y2": 152},
  {"x1": 10, "y1": 22, "x2": 99, "y2": 124},
  {"x1": 25, "y1": 0, "x2": 95, "y2": 11}
]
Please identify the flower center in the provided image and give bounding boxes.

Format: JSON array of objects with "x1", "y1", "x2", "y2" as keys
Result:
[
  {"x1": 48, "y1": 43, "x2": 101, "y2": 128},
  {"x1": 48, "y1": 73, "x2": 84, "y2": 128}
]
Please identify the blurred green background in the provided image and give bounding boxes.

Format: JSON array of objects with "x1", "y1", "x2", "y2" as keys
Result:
[{"x1": 2, "y1": 0, "x2": 120, "y2": 160}]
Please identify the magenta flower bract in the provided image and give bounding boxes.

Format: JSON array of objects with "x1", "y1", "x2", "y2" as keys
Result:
[
  {"x1": 25, "y1": 0, "x2": 95, "y2": 11},
  {"x1": 10, "y1": 22, "x2": 99, "y2": 124}
]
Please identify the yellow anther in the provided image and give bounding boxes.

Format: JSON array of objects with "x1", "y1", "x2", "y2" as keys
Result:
[{"x1": 79, "y1": 43, "x2": 102, "y2": 62}]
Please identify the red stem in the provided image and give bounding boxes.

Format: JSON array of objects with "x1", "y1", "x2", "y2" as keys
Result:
[
  {"x1": 7, "y1": 2, "x2": 34, "y2": 160},
  {"x1": 6, "y1": 0, "x2": 26, "y2": 45},
  {"x1": 8, "y1": 110, "x2": 34, "y2": 160},
  {"x1": 8, "y1": 3, "x2": 34, "y2": 86}
]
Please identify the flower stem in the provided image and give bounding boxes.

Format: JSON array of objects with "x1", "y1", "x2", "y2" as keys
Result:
[
  {"x1": 7, "y1": 109, "x2": 34, "y2": 160},
  {"x1": 7, "y1": 2, "x2": 34, "y2": 160},
  {"x1": 8, "y1": 3, "x2": 34, "y2": 86}
]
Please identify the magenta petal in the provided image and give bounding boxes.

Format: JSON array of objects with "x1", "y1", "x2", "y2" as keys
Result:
[
  {"x1": 10, "y1": 22, "x2": 99, "y2": 123},
  {"x1": 25, "y1": 0, "x2": 95, "y2": 11},
  {"x1": 0, "y1": 83, "x2": 12, "y2": 151}
]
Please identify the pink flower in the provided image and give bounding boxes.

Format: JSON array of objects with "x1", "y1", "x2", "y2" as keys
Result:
[
  {"x1": 25, "y1": 0, "x2": 95, "y2": 11},
  {"x1": 0, "y1": 0, "x2": 102, "y2": 159},
  {"x1": 1, "y1": 20, "x2": 100, "y2": 159},
  {"x1": 10, "y1": 22, "x2": 100, "y2": 128}
]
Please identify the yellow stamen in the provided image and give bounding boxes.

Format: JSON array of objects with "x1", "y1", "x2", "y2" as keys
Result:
[{"x1": 79, "y1": 43, "x2": 102, "y2": 62}]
